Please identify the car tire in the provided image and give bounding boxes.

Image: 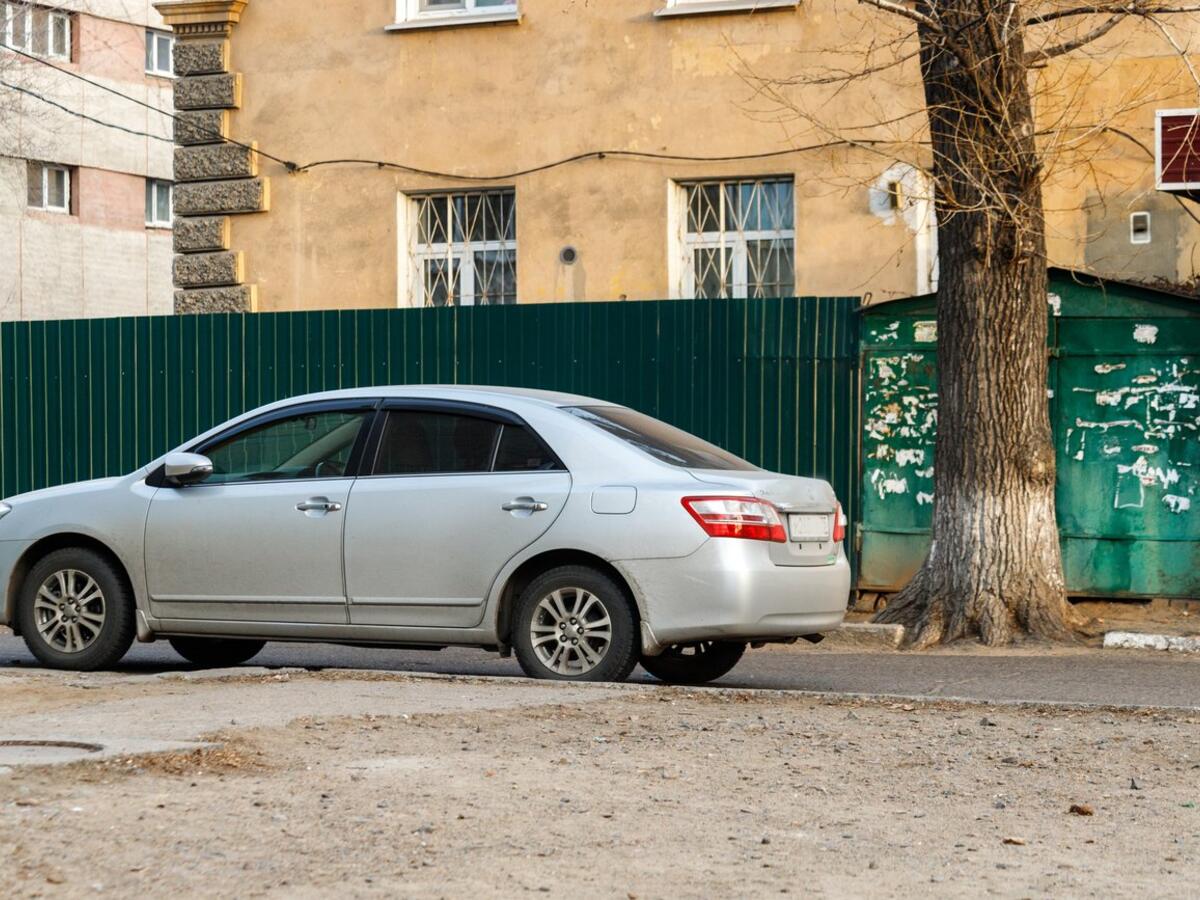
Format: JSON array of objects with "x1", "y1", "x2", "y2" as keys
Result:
[
  {"x1": 168, "y1": 637, "x2": 267, "y2": 668},
  {"x1": 512, "y1": 565, "x2": 639, "y2": 683},
  {"x1": 16, "y1": 547, "x2": 136, "y2": 672},
  {"x1": 640, "y1": 641, "x2": 746, "y2": 685}
]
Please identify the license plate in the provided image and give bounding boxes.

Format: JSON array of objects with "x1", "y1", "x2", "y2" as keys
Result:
[{"x1": 788, "y1": 513, "x2": 831, "y2": 542}]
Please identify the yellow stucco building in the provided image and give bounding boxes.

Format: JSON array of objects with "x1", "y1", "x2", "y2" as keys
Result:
[{"x1": 154, "y1": 0, "x2": 1200, "y2": 313}]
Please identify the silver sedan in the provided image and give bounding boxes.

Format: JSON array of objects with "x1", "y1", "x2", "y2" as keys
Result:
[{"x1": 0, "y1": 387, "x2": 849, "y2": 683}]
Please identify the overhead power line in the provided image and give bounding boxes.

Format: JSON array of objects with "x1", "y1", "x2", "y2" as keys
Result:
[
  {"x1": 1, "y1": 42, "x2": 889, "y2": 180},
  {"x1": 1, "y1": 43, "x2": 299, "y2": 170},
  {"x1": 289, "y1": 144, "x2": 892, "y2": 180},
  {"x1": 0, "y1": 78, "x2": 174, "y2": 142}
]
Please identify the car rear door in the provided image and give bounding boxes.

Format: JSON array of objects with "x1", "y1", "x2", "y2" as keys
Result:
[
  {"x1": 144, "y1": 400, "x2": 376, "y2": 625},
  {"x1": 342, "y1": 401, "x2": 570, "y2": 628}
]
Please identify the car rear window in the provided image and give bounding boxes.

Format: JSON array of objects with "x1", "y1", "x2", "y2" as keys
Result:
[{"x1": 566, "y1": 406, "x2": 757, "y2": 471}]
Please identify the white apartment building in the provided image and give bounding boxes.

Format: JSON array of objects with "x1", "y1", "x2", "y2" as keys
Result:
[{"x1": 0, "y1": 1, "x2": 174, "y2": 320}]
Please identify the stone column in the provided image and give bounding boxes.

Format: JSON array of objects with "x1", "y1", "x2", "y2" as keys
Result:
[{"x1": 154, "y1": 0, "x2": 265, "y2": 313}]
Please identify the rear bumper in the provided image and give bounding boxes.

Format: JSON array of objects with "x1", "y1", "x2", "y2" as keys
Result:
[{"x1": 616, "y1": 538, "x2": 850, "y2": 648}]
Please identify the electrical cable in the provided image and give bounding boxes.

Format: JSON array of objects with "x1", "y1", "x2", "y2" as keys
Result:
[
  {"x1": 289, "y1": 143, "x2": 896, "y2": 180},
  {"x1": 0, "y1": 78, "x2": 175, "y2": 142},
  {"x1": 1, "y1": 43, "x2": 300, "y2": 170},
  {"x1": 1, "y1": 44, "x2": 897, "y2": 179}
]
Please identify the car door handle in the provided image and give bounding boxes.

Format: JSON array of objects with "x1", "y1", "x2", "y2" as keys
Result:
[
  {"x1": 296, "y1": 497, "x2": 343, "y2": 513},
  {"x1": 503, "y1": 499, "x2": 549, "y2": 512}
]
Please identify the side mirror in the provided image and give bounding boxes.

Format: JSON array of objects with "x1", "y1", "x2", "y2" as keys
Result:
[{"x1": 163, "y1": 452, "x2": 214, "y2": 487}]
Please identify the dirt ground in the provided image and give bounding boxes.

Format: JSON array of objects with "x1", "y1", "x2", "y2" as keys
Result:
[{"x1": 1, "y1": 669, "x2": 1198, "y2": 898}]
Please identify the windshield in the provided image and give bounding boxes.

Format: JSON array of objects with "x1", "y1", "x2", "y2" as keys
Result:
[{"x1": 567, "y1": 406, "x2": 758, "y2": 471}]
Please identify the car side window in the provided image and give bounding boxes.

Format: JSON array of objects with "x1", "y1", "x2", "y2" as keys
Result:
[
  {"x1": 203, "y1": 410, "x2": 370, "y2": 485},
  {"x1": 494, "y1": 424, "x2": 561, "y2": 472},
  {"x1": 373, "y1": 411, "x2": 502, "y2": 476}
]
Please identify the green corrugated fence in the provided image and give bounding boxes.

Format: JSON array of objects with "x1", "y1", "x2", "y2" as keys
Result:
[{"x1": 0, "y1": 297, "x2": 861, "y2": 529}]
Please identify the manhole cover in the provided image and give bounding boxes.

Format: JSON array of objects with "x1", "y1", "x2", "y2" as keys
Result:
[{"x1": 0, "y1": 740, "x2": 104, "y2": 765}]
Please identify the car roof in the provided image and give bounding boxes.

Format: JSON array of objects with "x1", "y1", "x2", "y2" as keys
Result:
[{"x1": 278, "y1": 385, "x2": 617, "y2": 409}]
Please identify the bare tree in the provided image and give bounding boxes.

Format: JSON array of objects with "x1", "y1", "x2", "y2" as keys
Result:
[{"x1": 746, "y1": 2, "x2": 1200, "y2": 645}]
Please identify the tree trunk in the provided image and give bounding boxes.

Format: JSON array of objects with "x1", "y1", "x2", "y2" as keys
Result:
[{"x1": 874, "y1": 3, "x2": 1077, "y2": 646}]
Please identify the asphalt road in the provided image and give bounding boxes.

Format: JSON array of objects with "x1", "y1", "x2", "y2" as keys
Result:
[{"x1": 3, "y1": 634, "x2": 1199, "y2": 709}]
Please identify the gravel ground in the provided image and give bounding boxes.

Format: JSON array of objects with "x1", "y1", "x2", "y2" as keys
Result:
[{"x1": 2, "y1": 669, "x2": 1198, "y2": 898}]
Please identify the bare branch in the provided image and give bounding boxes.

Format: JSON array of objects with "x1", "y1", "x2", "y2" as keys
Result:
[
  {"x1": 1025, "y1": 13, "x2": 1127, "y2": 63},
  {"x1": 856, "y1": 0, "x2": 943, "y2": 31},
  {"x1": 795, "y1": 47, "x2": 924, "y2": 85},
  {"x1": 1143, "y1": 11, "x2": 1200, "y2": 90},
  {"x1": 1026, "y1": 4, "x2": 1200, "y2": 26}
]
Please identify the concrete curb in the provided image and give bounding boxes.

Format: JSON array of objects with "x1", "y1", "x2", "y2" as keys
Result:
[
  {"x1": 1103, "y1": 631, "x2": 1200, "y2": 653},
  {"x1": 223, "y1": 667, "x2": 1200, "y2": 714},
  {"x1": 363, "y1": 669, "x2": 1200, "y2": 713},
  {"x1": 4, "y1": 662, "x2": 1199, "y2": 715}
]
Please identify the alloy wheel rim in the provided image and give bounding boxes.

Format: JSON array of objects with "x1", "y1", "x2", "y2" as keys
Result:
[
  {"x1": 530, "y1": 587, "x2": 612, "y2": 676},
  {"x1": 33, "y1": 569, "x2": 105, "y2": 654}
]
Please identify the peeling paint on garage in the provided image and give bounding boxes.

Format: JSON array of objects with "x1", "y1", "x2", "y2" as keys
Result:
[
  {"x1": 859, "y1": 269, "x2": 1200, "y2": 599},
  {"x1": 862, "y1": 347, "x2": 938, "y2": 518}
]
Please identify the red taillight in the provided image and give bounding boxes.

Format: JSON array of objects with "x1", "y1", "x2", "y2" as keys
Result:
[
  {"x1": 832, "y1": 502, "x2": 846, "y2": 543},
  {"x1": 681, "y1": 496, "x2": 787, "y2": 543}
]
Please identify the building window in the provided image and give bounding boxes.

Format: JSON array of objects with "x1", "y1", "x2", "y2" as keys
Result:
[
  {"x1": 675, "y1": 178, "x2": 795, "y2": 299},
  {"x1": 145, "y1": 28, "x2": 173, "y2": 76},
  {"x1": 2, "y1": 2, "x2": 31, "y2": 52},
  {"x1": 406, "y1": 190, "x2": 517, "y2": 307},
  {"x1": 656, "y1": 0, "x2": 800, "y2": 17},
  {"x1": 3, "y1": 4, "x2": 72, "y2": 60},
  {"x1": 47, "y1": 7, "x2": 67, "y2": 58},
  {"x1": 1130, "y1": 211, "x2": 1152, "y2": 245},
  {"x1": 146, "y1": 179, "x2": 173, "y2": 228},
  {"x1": 27, "y1": 161, "x2": 71, "y2": 214},
  {"x1": 398, "y1": 0, "x2": 518, "y2": 23}
]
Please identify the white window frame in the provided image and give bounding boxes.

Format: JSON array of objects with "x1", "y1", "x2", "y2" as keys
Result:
[
  {"x1": 146, "y1": 178, "x2": 173, "y2": 228},
  {"x1": 391, "y1": 0, "x2": 519, "y2": 30},
  {"x1": 656, "y1": 0, "x2": 800, "y2": 18},
  {"x1": 3, "y1": 2, "x2": 33, "y2": 52},
  {"x1": 31, "y1": 163, "x2": 70, "y2": 214},
  {"x1": 1130, "y1": 211, "x2": 1152, "y2": 245},
  {"x1": 145, "y1": 28, "x2": 173, "y2": 76},
  {"x1": 400, "y1": 189, "x2": 517, "y2": 308},
  {"x1": 46, "y1": 8, "x2": 68, "y2": 59},
  {"x1": 670, "y1": 178, "x2": 796, "y2": 300},
  {"x1": 3, "y1": 5, "x2": 71, "y2": 59}
]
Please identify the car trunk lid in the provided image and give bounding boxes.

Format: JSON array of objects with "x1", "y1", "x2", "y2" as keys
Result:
[{"x1": 688, "y1": 469, "x2": 840, "y2": 567}]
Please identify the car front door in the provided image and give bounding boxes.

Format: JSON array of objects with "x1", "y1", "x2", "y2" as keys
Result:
[
  {"x1": 144, "y1": 400, "x2": 376, "y2": 625},
  {"x1": 343, "y1": 403, "x2": 571, "y2": 628}
]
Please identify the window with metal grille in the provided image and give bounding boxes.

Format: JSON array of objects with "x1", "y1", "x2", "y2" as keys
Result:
[
  {"x1": 407, "y1": 190, "x2": 517, "y2": 307},
  {"x1": 677, "y1": 178, "x2": 795, "y2": 299}
]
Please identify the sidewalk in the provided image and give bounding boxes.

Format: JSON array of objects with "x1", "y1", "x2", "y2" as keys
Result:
[{"x1": 1, "y1": 667, "x2": 1197, "y2": 898}]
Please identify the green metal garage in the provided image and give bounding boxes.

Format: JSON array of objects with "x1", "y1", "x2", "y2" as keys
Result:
[{"x1": 858, "y1": 269, "x2": 1199, "y2": 600}]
